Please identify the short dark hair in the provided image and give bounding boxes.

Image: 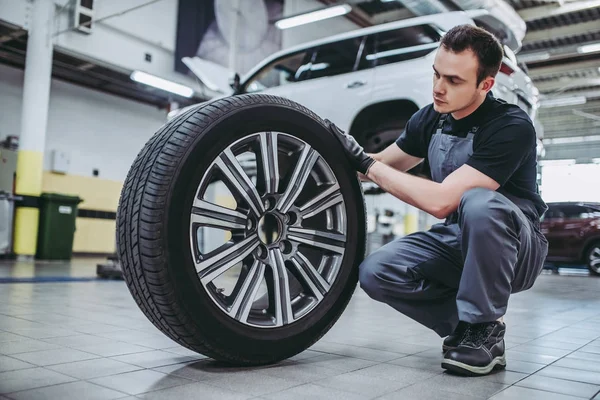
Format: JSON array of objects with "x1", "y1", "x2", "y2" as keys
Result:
[{"x1": 440, "y1": 24, "x2": 504, "y2": 85}]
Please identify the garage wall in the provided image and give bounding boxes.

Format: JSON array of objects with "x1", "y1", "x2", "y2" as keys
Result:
[
  {"x1": 282, "y1": 0, "x2": 361, "y2": 48},
  {"x1": 0, "y1": 63, "x2": 167, "y2": 255}
]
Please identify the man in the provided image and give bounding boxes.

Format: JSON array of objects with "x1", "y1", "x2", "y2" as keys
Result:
[{"x1": 326, "y1": 24, "x2": 549, "y2": 376}]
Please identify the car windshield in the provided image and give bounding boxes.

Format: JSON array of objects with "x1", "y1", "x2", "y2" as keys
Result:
[{"x1": 244, "y1": 51, "x2": 312, "y2": 93}]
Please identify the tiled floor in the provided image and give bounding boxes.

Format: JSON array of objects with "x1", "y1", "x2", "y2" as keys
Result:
[{"x1": 0, "y1": 258, "x2": 599, "y2": 399}]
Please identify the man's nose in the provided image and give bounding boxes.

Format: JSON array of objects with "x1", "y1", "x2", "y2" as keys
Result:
[{"x1": 433, "y1": 80, "x2": 446, "y2": 95}]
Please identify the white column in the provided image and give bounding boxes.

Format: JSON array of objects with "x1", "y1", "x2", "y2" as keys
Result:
[
  {"x1": 13, "y1": 0, "x2": 55, "y2": 256},
  {"x1": 19, "y1": 0, "x2": 54, "y2": 159}
]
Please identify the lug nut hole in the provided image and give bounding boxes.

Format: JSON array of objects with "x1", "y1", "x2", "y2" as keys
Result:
[
  {"x1": 280, "y1": 240, "x2": 293, "y2": 254},
  {"x1": 286, "y1": 212, "x2": 298, "y2": 225}
]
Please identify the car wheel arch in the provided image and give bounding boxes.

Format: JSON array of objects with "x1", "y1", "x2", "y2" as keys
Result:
[{"x1": 348, "y1": 99, "x2": 420, "y2": 144}]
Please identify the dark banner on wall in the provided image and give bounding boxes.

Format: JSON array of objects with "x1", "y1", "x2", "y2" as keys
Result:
[{"x1": 175, "y1": 0, "x2": 284, "y2": 76}]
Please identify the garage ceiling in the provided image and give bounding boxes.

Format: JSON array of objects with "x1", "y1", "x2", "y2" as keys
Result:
[{"x1": 508, "y1": 0, "x2": 600, "y2": 162}]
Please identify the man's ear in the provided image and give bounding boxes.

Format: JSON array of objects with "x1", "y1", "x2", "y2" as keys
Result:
[{"x1": 481, "y1": 77, "x2": 495, "y2": 93}]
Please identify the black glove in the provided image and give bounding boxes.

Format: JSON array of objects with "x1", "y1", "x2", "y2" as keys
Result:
[{"x1": 325, "y1": 119, "x2": 375, "y2": 175}]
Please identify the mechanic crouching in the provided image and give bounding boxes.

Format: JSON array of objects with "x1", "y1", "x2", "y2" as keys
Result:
[{"x1": 326, "y1": 24, "x2": 549, "y2": 376}]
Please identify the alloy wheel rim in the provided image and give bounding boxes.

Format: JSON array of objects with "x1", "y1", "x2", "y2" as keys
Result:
[
  {"x1": 590, "y1": 246, "x2": 600, "y2": 273},
  {"x1": 189, "y1": 132, "x2": 347, "y2": 328}
]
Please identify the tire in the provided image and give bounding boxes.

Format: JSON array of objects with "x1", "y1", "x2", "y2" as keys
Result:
[
  {"x1": 585, "y1": 241, "x2": 600, "y2": 276},
  {"x1": 116, "y1": 93, "x2": 367, "y2": 365}
]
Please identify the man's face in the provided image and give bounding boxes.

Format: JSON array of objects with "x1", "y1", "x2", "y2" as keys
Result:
[{"x1": 432, "y1": 46, "x2": 493, "y2": 116}]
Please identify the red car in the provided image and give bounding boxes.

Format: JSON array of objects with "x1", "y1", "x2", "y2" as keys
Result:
[{"x1": 541, "y1": 202, "x2": 600, "y2": 275}]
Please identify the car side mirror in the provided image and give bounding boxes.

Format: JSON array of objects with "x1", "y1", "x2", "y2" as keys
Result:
[{"x1": 229, "y1": 73, "x2": 241, "y2": 94}]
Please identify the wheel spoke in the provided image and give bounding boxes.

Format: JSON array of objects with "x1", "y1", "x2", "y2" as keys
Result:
[
  {"x1": 229, "y1": 259, "x2": 265, "y2": 323},
  {"x1": 191, "y1": 198, "x2": 247, "y2": 230},
  {"x1": 299, "y1": 183, "x2": 343, "y2": 219},
  {"x1": 287, "y1": 227, "x2": 346, "y2": 254},
  {"x1": 277, "y1": 145, "x2": 319, "y2": 213},
  {"x1": 259, "y1": 132, "x2": 279, "y2": 195},
  {"x1": 196, "y1": 234, "x2": 260, "y2": 284},
  {"x1": 268, "y1": 248, "x2": 294, "y2": 326},
  {"x1": 290, "y1": 251, "x2": 330, "y2": 301},
  {"x1": 216, "y1": 149, "x2": 264, "y2": 217},
  {"x1": 590, "y1": 248, "x2": 600, "y2": 267}
]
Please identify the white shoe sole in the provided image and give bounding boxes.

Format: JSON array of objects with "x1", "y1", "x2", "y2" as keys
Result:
[{"x1": 441, "y1": 354, "x2": 506, "y2": 376}]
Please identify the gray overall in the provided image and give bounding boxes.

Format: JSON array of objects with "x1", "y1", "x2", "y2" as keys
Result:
[{"x1": 359, "y1": 114, "x2": 549, "y2": 337}]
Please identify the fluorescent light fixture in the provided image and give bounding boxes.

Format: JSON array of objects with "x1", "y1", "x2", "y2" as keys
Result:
[
  {"x1": 518, "y1": 51, "x2": 550, "y2": 63},
  {"x1": 542, "y1": 135, "x2": 600, "y2": 145},
  {"x1": 275, "y1": 5, "x2": 352, "y2": 29},
  {"x1": 577, "y1": 42, "x2": 600, "y2": 54},
  {"x1": 130, "y1": 71, "x2": 194, "y2": 98},
  {"x1": 366, "y1": 42, "x2": 439, "y2": 61},
  {"x1": 539, "y1": 95, "x2": 587, "y2": 108},
  {"x1": 539, "y1": 159, "x2": 576, "y2": 167}
]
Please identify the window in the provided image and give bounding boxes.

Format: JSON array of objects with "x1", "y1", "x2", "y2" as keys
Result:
[
  {"x1": 244, "y1": 50, "x2": 314, "y2": 93},
  {"x1": 542, "y1": 206, "x2": 564, "y2": 220},
  {"x1": 560, "y1": 205, "x2": 590, "y2": 219},
  {"x1": 369, "y1": 25, "x2": 441, "y2": 66},
  {"x1": 308, "y1": 36, "x2": 366, "y2": 80}
]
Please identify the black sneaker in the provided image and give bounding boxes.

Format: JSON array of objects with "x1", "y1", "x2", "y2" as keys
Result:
[
  {"x1": 441, "y1": 321, "x2": 506, "y2": 376},
  {"x1": 442, "y1": 321, "x2": 468, "y2": 353}
]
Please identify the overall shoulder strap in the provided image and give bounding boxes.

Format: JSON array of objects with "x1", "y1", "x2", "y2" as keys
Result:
[
  {"x1": 466, "y1": 125, "x2": 479, "y2": 140},
  {"x1": 435, "y1": 114, "x2": 448, "y2": 134}
]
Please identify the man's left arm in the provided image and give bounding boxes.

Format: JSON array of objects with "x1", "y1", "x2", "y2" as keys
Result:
[{"x1": 364, "y1": 121, "x2": 535, "y2": 219}]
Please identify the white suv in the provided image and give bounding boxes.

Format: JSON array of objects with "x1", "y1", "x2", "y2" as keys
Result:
[{"x1": 183, "y1": 11, "x2": 539, "y2": 154}]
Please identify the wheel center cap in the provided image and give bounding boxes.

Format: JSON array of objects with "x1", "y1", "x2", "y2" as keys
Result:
[{"x1": 258, "y1": 213, "x2": 281, "y2": 245}]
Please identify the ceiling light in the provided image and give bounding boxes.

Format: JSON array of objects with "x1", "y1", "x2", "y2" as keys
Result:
[
  {"x1": 517, "y1": 52, "x2": 550, "y2": 63},
  {"x1": 539, "y1": 96, "x2": 587, "y2": 108},
  {"x1": 577, "y1": 42, "x2": 600, "y2": 54},
  {"x1": 275, "y1": 5, "x2": 352, "y2": 29},
  {"x1": 130, "y1": 71, "x2": 194, "y2": 98}
]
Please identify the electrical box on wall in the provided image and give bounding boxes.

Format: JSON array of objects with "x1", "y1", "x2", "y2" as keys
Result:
[
  {"x1": 74, "y1": 0, "x2": 95, "y2": 34},
  {"x1": 51, "y1": 150, "x2": 71, "y2": 174},
  {"x1": 0, "y1": 148, "x2": 17, "y2": 193}
]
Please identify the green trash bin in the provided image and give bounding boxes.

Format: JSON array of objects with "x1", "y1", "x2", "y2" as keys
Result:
[{"x1": 36, "y1": 193, "x2": 83, "y2": 260}]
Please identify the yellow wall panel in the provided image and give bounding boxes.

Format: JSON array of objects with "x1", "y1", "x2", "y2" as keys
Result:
[
  {"x1": 73, "y1": 218, "x2": 117, "y2": 254},
  {"x1": 15, "y1": 150, "x2": 44, "y2": 196},
  {"x1": 42, "y1": 172, "x2": 123, "y2": 212}
]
